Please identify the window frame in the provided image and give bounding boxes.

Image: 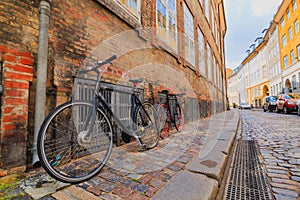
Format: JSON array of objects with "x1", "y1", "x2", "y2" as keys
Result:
[
  {"x1": 198, "y1": 27, "x2": 206, "y2": 76},
  {"x1": 288, "y1": 27, "x2": 293, "y2": 40},
  {"x1": 294, "y1": 19, "x2": 299, "y2": 34},
  {"x1": 291, "y1": 49, "x2": 295, "y2": 64},
  {"x1": 283, "y1": 55, "x2": 288, "y2": 68},
  {"x1": 282, "y1": 34, "x2": 287, "y2": 47},
  {"x1": 280, "y1": 17, "x2": 285, "y2": 28},
  {"x1": 293, "y1": 0, "x2": 297, "y2": 11},
  {"x1": 116, "y1": 0, "x2": 141, "y2": 19},
  {"x1": 156, "y1": 0, "x2": 178, "y2": 51},
  {"x1": 184, "y1": 3, "x2": 195, "y2": 66}
]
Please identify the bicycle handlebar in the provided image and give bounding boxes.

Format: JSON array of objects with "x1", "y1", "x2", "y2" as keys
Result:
[{"x1": 78, "y1": 55, "x2": 117, "y2": 74}]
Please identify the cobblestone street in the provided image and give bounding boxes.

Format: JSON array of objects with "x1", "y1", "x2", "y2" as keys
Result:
[{"x1": 239, "y1": 110, "x2": 300, "y2": 199}]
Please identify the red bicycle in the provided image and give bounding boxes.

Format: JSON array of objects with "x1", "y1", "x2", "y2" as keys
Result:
[{"x1": 156, "y1": 90, "x2": 184, "y2": 139}]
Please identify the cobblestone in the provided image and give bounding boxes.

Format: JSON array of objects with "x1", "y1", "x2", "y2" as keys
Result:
[{"x1": 239, "y1": 110, "x2": 300, "y2": 199}]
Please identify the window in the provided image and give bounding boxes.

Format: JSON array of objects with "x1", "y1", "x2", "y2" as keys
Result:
[
  {"x1": 288, "y1": 27, "x2": 293, "y2": 40},
  {"x1": 207, "y1": 43, "x2": 212, "y2": 81},
  {"x1": 283, "y1": 55, "x2": 288, "y2": 68},
  {"x1": 198, "y1": 28, "x2": 205, "y2": 75},
  {"x1": 291, "y1": 50, "x2": 295, "y2": 64},
  {"x1": 279, "y1": 82, "x2": 282, "y2": 93},
  {"x1": 287, "y1": 9, "x2": 291, "y2": 19},
  {"x1": 294, "y1": 19, "x2": 299, "y2": 34},
  {"x1": 293, "y1": 0, "x2": 297, "y2": 11},
  {"x1": 118, "y1": 0, "x2": 140, "y2": 16},
  {"x1": 262, "y1": 65, "x2": 267, "y2": 78},
  {"x1": 205, "y1": 0, "x2": 210, "y2": 21},
  {"x1": 282, "y1": 34, "x2": 287, "y2": 47},
  {"x1": 280, "y1": 17, "x2": 285, "y2": 28},
  {"x1": 292, "y1": 75, "x2": 296, "y2": 88},
  {"x1": 211, "y1": 6, "x2": 214, "y2": 35},
  {"x1": 156, "y1": 0, "x2": 177, "y2": 50},
  {"x1": 184, "y1": 3, "x2": 195, "y2": 65},
  {"x1": 297, "y1": 44, "x2": 300, "y2": 60}
]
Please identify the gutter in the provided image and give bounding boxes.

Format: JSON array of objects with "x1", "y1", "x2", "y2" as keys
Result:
[{"x1": 32, "y1": 0, "x2": 51, "y2": 166}]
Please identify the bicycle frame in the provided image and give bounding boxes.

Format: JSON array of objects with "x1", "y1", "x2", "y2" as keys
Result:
[{"x1": 82, "y1": 72, "x2": 152, "y2": 147}]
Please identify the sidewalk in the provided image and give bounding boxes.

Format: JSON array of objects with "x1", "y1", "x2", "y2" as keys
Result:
[{"x1": 1, "y1": 109, "x2": 240, "y2": 200}]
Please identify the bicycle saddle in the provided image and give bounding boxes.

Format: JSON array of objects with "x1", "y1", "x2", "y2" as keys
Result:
[
  {"x1": 161, "y1": 90, "x2": 169, "y2": 94},
  {"x1": 129, "y1": 78, "x2": 143, "y2": 83}
]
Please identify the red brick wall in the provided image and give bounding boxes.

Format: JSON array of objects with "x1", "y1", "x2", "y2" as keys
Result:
[{"x1": 0, "y1": 45, "x2": 34, "y2": 176}]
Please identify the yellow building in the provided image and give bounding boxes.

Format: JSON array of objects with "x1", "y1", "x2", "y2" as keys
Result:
[{"x1": 276, "y1": 0, "x2": 300, "y2": 93}]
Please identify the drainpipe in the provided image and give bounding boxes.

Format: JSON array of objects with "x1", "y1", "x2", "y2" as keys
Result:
[{"x1": 32, "y1": 0, "x2": 51, "y2": 166}]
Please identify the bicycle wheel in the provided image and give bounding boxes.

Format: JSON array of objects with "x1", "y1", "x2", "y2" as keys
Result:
[
  {"x1": 174, "y1": 104, "x2": 184, "y2": 132},
  {"x1": 156, "y1": 103, "x2": 170, "y2": 139},
  {"x1": 134, "y1": 102, "x2": 159, "y2": 149},
  {"x1": 37, "y1": 101, "x2": 113, "y2": 183}
]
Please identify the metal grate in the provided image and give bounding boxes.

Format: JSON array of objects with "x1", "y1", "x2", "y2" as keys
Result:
[{"x1": 224, "y1": 140, "x2": 273, "y2": 200}]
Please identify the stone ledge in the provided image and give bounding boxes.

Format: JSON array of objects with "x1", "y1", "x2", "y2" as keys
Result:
[{"x1": 151, "y1": 170, "x2": 218, "y2": 200}]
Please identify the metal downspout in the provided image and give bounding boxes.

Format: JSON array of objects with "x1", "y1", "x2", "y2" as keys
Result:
[{"x1": 32, "y1": 0, "x2": 51, "y2": 166}]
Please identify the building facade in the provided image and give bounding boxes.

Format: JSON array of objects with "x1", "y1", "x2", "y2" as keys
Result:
[
  {"x1": 276, "y1": 0, "x2": 300, "y2": 94},
  {"x1": 227, "y1": 0, "x2": 300, "y2": 108},
  {"x1": 0, "y1": 0, "x2": 227, "y2": 176}
]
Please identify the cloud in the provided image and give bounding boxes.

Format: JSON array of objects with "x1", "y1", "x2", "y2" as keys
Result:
[{"x1": 250, "y1": 0, "x2": 282, "y2": 17}]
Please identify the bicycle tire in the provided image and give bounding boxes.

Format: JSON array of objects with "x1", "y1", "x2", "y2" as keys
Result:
[
  {"x1": 156, "y1": 103, "x2": 170, "y2": 139},
  {"x1": 134, "y1": 102, "x2": 159, "y2": 149},
  {"x1": 37, "y1": 101, "x2": 113, "y2": 183},
  {"x1": 174, "y1": 104, "x2": 184, "y2": 132}
]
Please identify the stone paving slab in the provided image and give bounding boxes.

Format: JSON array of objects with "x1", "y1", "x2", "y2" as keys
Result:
[
  {"x1": 187, "y1": 148, "x2": 228, "y2": 181},
  {"x1": 151, "y1": 170, "x2": 218, "y2": 200}
]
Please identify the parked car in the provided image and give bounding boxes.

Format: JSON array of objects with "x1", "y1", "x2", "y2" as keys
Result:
[
  {"x1": 262, "y1": 96, "x2": 277, "y2": 112},
  {"x1": 238, "y1": 102, "x2": 252, "y2": 110},
  {"x1": 276, "y1": 94, "x2": 298, "y2": 114}
]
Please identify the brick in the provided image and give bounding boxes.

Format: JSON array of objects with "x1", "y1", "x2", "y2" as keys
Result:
[
  {"x1": 4, "y1": 81, "x2": 29, "y2": 89},
  {"x1": 3, "y1": 106, "x2": 14, "y2": 114},
  {"x1": 4, "y1": 98, "x2": 28, "y2": 106},
  {"x1": 145, "y1": 186, "x2": 158, "y2": 197},
  {"x1": 18, "y1": 57, "x2": 34, "y2": 66},
  {"x1": 0, "y1": 45, "x2": 8, "y2": 53},
  {"x1": 86, "y1": 186, "x2": 102, "y2": 196},
  {"x1": 112, "y1": 185, "x2": 132, "y2": 197},
  {"x1": 4, "y1": 72, "x2": 33, "y2": 82},
  {"x1": 2, "y1": 114, "x2": 27, "y2": 123},
  {"x1": 4, "y1": 89, "x2": 26, "y2": 97},
  {"x1": 9, "y1": 48, "x2": 32, "y2": 58},
  {"x1": 3, "y1": 124, "x2": 16, "y2": 131},
  {"x1": 3, "y1": 54, "x2": 17, "y2": 62},
  {"x1": 6, "y1": 64, "x2": 33, "y2": 74}
]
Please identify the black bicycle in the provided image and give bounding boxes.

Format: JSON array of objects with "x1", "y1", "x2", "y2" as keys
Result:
[
  {"x1": 37, "y1": 55, "x2": 159, "y2": 183},
  {"x1": 156, "y1": 90, "x2": 184, "y2": 139}
]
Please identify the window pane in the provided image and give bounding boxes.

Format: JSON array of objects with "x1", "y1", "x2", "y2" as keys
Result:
[
  {"x1": 168, "y1": 0, "x2": 176, "y2": 12},
  {"x1": 295, "y1": 20, "x2": 299, "y2": 34},
  {"x1": 291, "y1": 50, "x2": 295, "y2": 64},
  {"x1": 284, "y1": 55, "x2": 288, "y2": 67},
  {"x1": 127, "y1": 0, "x2": 138, "y2": 11},
  {"x1": 198, "y1": 28, "x2": 205, "y2": 75},
  {"x1": 281, "y1": 17, "x2": 285, "y2": 27},
  {"x1": 289, "y1": 27, "x2": 293, "y2": 40}
]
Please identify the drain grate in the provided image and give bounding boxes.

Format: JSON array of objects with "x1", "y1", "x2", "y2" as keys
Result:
[{"x1": 224, "y1": 140, "x2": 273, "y2": 200}]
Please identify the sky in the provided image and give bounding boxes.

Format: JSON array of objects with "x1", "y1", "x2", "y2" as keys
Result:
[{"x1": 224, "y1": 0, "x2": 283, "y2": 69}]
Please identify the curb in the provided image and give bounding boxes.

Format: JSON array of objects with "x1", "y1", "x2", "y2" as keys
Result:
[{"x1": 152, "y1": 111, "x2": 240, "y2": 200}]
